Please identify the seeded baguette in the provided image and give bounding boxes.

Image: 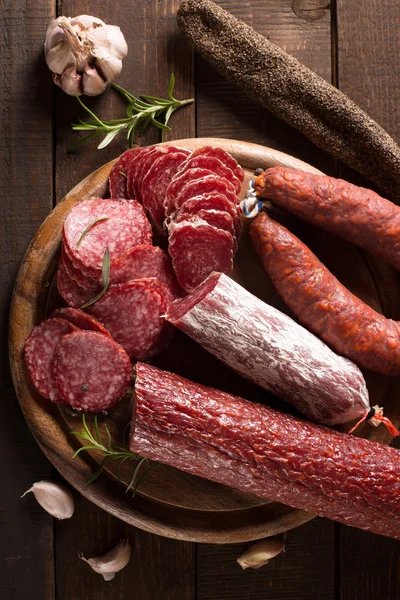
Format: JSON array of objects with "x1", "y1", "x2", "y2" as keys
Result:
[{"x1": 177, "y1": 0, "x2": 400, "y2": 202}]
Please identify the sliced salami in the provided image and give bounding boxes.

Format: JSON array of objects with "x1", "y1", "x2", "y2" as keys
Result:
[
  {"x1": 53, "y1": 331, "x2": 132, "y2": 411},
  {"x1": 24, "y1": 317, "x2": 79, "y2": 402},
  {"x1": 168, "y1": 219, "x2": 234, "y2": 291},
  {"x1": 167, "y1": 175, "x2": 239, "y2": 218},
  {"x1": 110, "y1": 244, "x2": 183, "y2": 297},
  {"x1": 57, "y1": 259, "x2": 96, "y2": 308},
  {"x1": 178, "y1": 193, "x2": 242, "y2": 239},
  {"x1": 126, "y1": 146, "x2": 157, "y2": 199},
  {"x1": 189, "y1": 146, "x2": 244, "y2": 183},
  {"x1": 141, "y1": 151, "x2": 190, "y2": 231},
  {"x1": 176, "y1": 208, "x2": 235, "y2": 237},
  {"x1": 61, "y1": 247, "x2": 99, "y2": 292},
  {"x1": 136, "y1": 146, "x2": 190, "y2": 205},
  {"x1": 50, "y1": 307, "x2": 112, "y2": 337},
  {"x1": 109, "y1": 147, "x2": 144, "y2": 199},
  {"x1": 165, "y1": 168, "x2": 217, "y2": 217},
  {"x1": 88, "y1": 279, "x2": 171, "y2": 360},
  {"x1": 63, "y1": 198, "x2": 152, "y2": 277},
  {"x1": 177, "y1": 155, "x2": 242, "y2": 194}
]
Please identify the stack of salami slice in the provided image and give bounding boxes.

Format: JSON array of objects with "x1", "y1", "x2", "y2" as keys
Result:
[{"x1": 109, "y1": 144, "x2": 244, "y2": 292}]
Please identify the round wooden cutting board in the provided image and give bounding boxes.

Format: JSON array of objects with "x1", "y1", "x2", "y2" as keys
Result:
[{"x1": 9, "y1": 138, "x2": 400, "y2": 543}]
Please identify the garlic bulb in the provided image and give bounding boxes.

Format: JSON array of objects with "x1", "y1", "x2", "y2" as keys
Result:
[
  {"x1": 237, "y1": 537, "x2": 285, "y2": 570},
  {"x1": 21, "y1": 480, "x2": 74, "y2": 519},
  {"x1": 44, "y1": 15, "x2": 128, "y2": 96},
  {"x1": 80, "y1": 539, "x2": 131, "y2": 581}
]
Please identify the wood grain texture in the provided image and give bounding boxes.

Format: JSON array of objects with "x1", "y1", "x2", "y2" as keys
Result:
[
  {"x1": 0, "y1": 0, "x2": 55, "y2": 598},
  {"x1": 336, "y1": 1, "x2": 400, "y2": 596}
]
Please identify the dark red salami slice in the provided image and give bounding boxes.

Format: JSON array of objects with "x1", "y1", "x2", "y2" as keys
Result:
[
  {"x1": 177, "y1": 155, "x2": 242, "y2": 194},
  {"x1": 126, "y1": 146, "x2": 157, "y2": 199},
  {"x1": 141, "y1": 151, "x2": 190, "y2": 231},
  {"x1": 189, "y1": 146, "x2": 244, "y2": 183},
  {"x1": 61, "y1": 247, "x2": 99, "y2": 292},
  {"x1": 50, "y1": 307, "x2": 112, "y2": 337},
  {"x1": 137, "y1": 146, "x2": 190, "y2": 205},
  {"x1": 53, "y1": 331, "x2": 132, "y2": 411},
  {"x1": 178, "y1": 193, "x2": 242, "y2": 239},
  {"x1": 176, "y1": 209, "x2": 235, "y2": 237},
  {"x1": 167, "y1": 175, "x2": 239, "y2": 218},
  {"x1": 57, "y1": 259, "x2": 96, "y2": 308},
  {"x1": 88, "y1": 279, "x2": 171, "y2": 360},
  {"x1": 110, "y1": 244, "x2": 183, "y2": 297},
  {"x1": 109, "y1": 148, "x2": 144, "y2": 199},
  {"x1": 168, "y1": 219, "x2": 234, "y2": 291},
  {"x1": 165, "y1": 168, "x2": 217, "y2": 216},
  {"x1": 63, "y1": 198, "x2": 152, "y2": 277},
  {"x1": 24, "y1": 317, "x2": 79, "y2": 402}
]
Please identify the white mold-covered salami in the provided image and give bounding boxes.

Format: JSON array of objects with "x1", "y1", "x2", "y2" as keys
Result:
[{"x1": 166, "y1": 272, "x2": 370, "y2": 426}]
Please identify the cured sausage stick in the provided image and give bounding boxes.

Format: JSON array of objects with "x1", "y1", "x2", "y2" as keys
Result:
[
  {"x1": 254, "y1": 167, "x2": 400, "y2": 271},
  {"x1": 250, "y1": 211, "x2": 400, "y2": 376},
  {"x1": 131, "y1": 363, "x2": 400, "y2": 540},
  {"x1": 177, "y1": 0, "x2": 400, "y2": 202},
  {"x1": 166, "y1": 272, "x2": 369, "y2": 426}
]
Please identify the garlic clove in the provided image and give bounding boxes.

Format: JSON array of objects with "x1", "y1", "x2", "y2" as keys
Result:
[
  {"x1": 95, "y1": 56, "x2": 123, "y2": 83},
  {"x1": 80, "y1": 539, "x2": 131, "y2": 581},
  {"x1": 44, "y1": 24, "x2": 66, "y2": 53},
  {"x1": 22, "y1": 480, "x2": 74, "y2": 519},
  {"x1": 70, "y1": 15, "x2": 106, "y2": 32},
  {"x1": 57, "y1": 67, "x2": 83, "y2": 96},
  {"x1": 82, "y1": 65, "x2": 108, "y2": 96},
  {"x1": 88, "y1": 25, "x2": 128, "y2": 60},
  {"x1": 237, "y1": 537, "x2": 285, "y2": 570}
]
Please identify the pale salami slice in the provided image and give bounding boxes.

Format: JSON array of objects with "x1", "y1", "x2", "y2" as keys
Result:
[
  {"x1": 178, "y1": 193, "x2": 242, "y2": 238},
  {"x1": 137, "y1": 146, "x2": 190, "y2": 205},
  {"x1": 57, "y1": 259, "x2": 95, "y2": 308},
  {"x1": 167, "y1": 175, "x2": 239, "y2": 219},
  {"x1": 176, "y1": 209, "x2": 237, "y2": 251},
  {"x1": 53, "y1": 331, "x2": 132, "y2": 411},
  {"x1": 50, "y1": 307, "x2": 112, "y2": 337},
  {"x1": 110, "y1": 244, "x2": 183, "y2": 297},
  {"x1": 177, "y1": 156, "x2": 241, "y2": 194},
  {"x1": 164, "y1": 168, "x2": 217, "y2": 216},
  {"x1": 88, "y1": 279, "x2": 171, "y2": 360},
  {"x1": 61, "y1": 247, "x2": 99, "y2": 292},
  {"x1": 168, "y1": 219, "x2": 234, "y2": 291},
  {"x1": 63, "y1": 198, "x2": 152, "y2": 277},
  {"x1": 24, "y1": 317, "x2": 79, "y2": 402},
  {"x1": 141, "y1": 151, "x2": 189, "y2": 231},
  {"x1": 126, "y1": 146, "x2": 157, "y2": 199},
  {"x1": 189, "y1": 146, "x2": 245, "y2": 183},
  {"x1": 109, "y1": 148, "x2": 144, "y2": 199}
]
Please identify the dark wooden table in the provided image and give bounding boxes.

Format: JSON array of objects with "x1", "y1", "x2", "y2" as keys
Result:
[{"x1": 2, "y1": 1, "x2": 400, "y2": 598}]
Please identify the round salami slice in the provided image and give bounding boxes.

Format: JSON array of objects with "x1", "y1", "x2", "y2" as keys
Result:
[
  {"x1": 53, "y1": 331, "x2": 132, "y2": 411},
  {"x1": 176, "y1": 209, "x2": 237, "y2": 251},
  {"x1": 57, "y1": 260, "x2": 96, "y2": 308},
  {"x1": 167, "y1": 175, "x2": 239, "y2": 219},
  {"x1": 61, "y1": 247, "x2": 99, "y2": 292},
  {"x1": 136, "y1": 146, "x2": 190, "y2": 205},
  {"x1": 109, "y1": 148, "x2": 144, "y2": 199},
  {"x1": 141, "y1": 151, "x2": 190, "y2": 231},
  {"x1": 165, "y1": 168, "x2": 217, "y2": 217},
  {"x1": 126, "y1": 146, "x2": 157, "y2": 199},
  {"x1": 24, "y1": 317, "x2": 79, "y2": 402},
  {"x1": 177, "y1": 193, "x2": 242, "y2": 239},
  {"x1": 110, "y1": 244, "x2": 183, "y2": 297},
  {"x1": 87, "y1": 279, "x2": 171, "y2": 360},
  {"x1": 177, "y1": 156, "x2": 242, "y2": 194},
  {"x1": 168, "y1": 219, "x2": 234, "y2": 292},
  {"x1": 189, "y1": 146, "x2": 245, "y2": 183},
  {"x1": 50, "y1": 307, "x2": 112, "y2": 337},
  {"x1": 63, "y1": 198, "x2": 152, "y2": 277}
]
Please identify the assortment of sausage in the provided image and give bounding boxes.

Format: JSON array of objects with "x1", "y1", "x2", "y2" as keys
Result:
[{"x1": 23, "y1": 144, "x2": 400, "y2": 540}]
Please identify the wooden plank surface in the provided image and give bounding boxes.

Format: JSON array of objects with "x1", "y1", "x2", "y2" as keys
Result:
[
  {"x1": 336, "y1": 2, "x2": 400, "y2": 597},
  {"x1": 0, "y1": 1, "x2": 56, "y2": 599}
]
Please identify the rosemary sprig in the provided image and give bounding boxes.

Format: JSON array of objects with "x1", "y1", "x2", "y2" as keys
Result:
[
  {"x1": 76, "y1": 217, "x2": 109, "y2": 248},
  {"x1": 80, "y1": 246, "x2": 110, "y2": 309},
  {"x1": 70, "y1": 414, "x2": 153, "y2": 495},
  {"x1": 71, "y1": 73, "x2": 194, "y2": 150}
]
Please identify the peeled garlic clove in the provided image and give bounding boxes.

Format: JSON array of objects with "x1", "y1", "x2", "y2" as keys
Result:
[
  {"x1": 95, "y1": 56, "x2": 123, "y2": 83},
  {"x1": 22, "y1": 480, "x2": 74, "y2": 519},
  {"x1": 82, "y1": 65, "x2": 108, "y2": 96},
  {"x1": 80, "y1": 539, "x2": 131, "y2": 581},
  {"x1": 237, "y1": 537, "x2": 285, "y2": 570},
  {"x1": 88, "y1": 25, "x2": 128, "y2": 60}
]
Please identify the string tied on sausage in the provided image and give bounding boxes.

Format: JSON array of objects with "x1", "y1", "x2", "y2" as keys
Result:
[
  {"x1": 348, "y1": 405, "x2": 400, "y2": 437},
  {"x1": 240, "y1": 180, "x2": 265, "y2": 218}
]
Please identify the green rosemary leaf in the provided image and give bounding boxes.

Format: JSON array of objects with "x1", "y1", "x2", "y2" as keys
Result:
[
  {"x1": 76, "y1": 218, "x2": 109, "y2": 248},
  {"x1": 164, "y1": 105, "x2": 174, "y2": 127},
  {"x1": 131, "y1": 463, "x2": 157, "y2": 497},
  {"x1": 97, "y1": 128, "x2": 122, "y2": 150},
  {"x1": 111, "y1": 83, "x2": 136, "y2": 102},
  {"x1": 76, "y1": 95, "x2": 106, "y2": 127},
  {"x1": 119, "y1": 171, "x2": 127, "y2": 178},
  {"x1": 117, "y1": 455, "x2": 134, "y2": 481},
  {"x1": 151, "y1": 116, "x2": 172, "y2": 131},
  {"x1": 86, "y1": 456, "x2": 111, "y2": 485},
  {"x1": 67, "y1": 132, "x2": 103, "y2": 152},
  {"x1": 104, "y1": 422, "x2": 112, "y2": 451},
  {"x1": 93, "y1": 415, "x2": 102, "y2": 445},
  {"x1": 72, "y1": 445, "x2": 103, "y2": 459},
  {"x1": 168, "y1": 73, "x2": 176, "y2": 101},
  {"x1": 125, "y1": 457, "x2": 147, "y2": 494},
  {"x1": 80, "y1": 246, "x2": 110, "y2": 309}
]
